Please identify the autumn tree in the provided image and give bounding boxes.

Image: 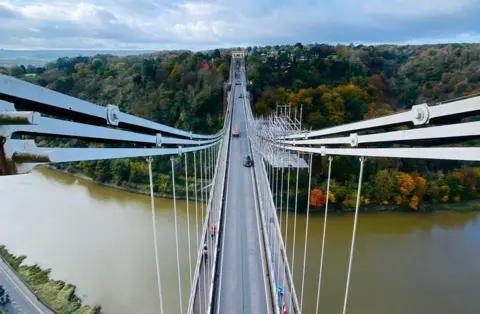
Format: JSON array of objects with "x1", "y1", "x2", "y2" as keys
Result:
[
  {"x1": 396, "y1": 172, "x2": 415, "y2": 203},
  {"x1": 310, "y1": 189, "x2": 326, "y2": 208},
  {"x1": 413, "y1": 175, "x2": 427, "y2": 198}
]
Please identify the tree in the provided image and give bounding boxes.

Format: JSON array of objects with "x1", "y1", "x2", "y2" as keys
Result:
[
  {"x1": 10, "y1": 65, "x2": 23, "y2": 77},
  {"x1": 409, "y1": 195, "x2": 420, "y2": 210},
  {"x1": 461, "y1": 167, "x2": 478, "y2": 192},
  {"x1": 374, "y1": 169, "x2": 395, "y2": 204},
  {"x1": 91, "y1": 58, "x2": 104, "y2": 71},
  {"x1": 310, "y1": 188, "x2": 326, "y2": 208},
  {"x1": 413, "y1": 176, "x2": 427, "y2": 198},
  {"x1": 396, "y1": 171, "x2": 415, "y2": 202},
  {"x1": 212, "y1": 49, "x2": 221, "y2": 59}
]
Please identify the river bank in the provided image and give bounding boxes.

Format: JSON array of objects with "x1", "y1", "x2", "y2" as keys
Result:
[
  {"x1": 45, "y1": 165, "x2": 480, "y2": 214},
  {"x1": 0, "y1": 246, "x2": 102, "y2": 314},
  {"x1": 43, "y1": 165, "x2": 194, "y2": 201}
]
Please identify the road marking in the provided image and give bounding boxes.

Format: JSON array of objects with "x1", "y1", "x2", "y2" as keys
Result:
[
  {"x1": 0, "y1": 261, "x2": 47, "y2": 314},
  {"x1": 215, "y1": 85, "x2": 235, "y2": 314}
]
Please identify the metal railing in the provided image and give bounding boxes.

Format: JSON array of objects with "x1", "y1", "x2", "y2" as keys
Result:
[{"x1": 0, "y1": 75, "x2": 228, "y2": 175}]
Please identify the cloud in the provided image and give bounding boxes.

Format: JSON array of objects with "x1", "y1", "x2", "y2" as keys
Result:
[
  {"x1": 0, "y1": 2, "x2": 20, "y2": 19},
  {"x1": 0, "y1": 0, "x2": 478, "y2": 50}
]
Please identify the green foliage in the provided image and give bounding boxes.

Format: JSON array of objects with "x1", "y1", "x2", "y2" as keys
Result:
[
  {"x1": 7, "y1": 50, "x2": 230, "y2": 193},
  {"x1": 0, "y1": 246, "x2": 102, "y2": 313},
  {"x1": 246, "y1": 43, "x2": 480, "y2": 212},
  {"x1": 0, "y1": 245, "x2": 26, "y2": 270},
  {"x1": 248, "y1": 43, "x2": 480, "y2": 113}
]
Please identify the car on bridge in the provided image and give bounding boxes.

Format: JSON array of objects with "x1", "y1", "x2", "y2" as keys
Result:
[
  {"x1": 235, "y1": 81, "x2": 241, "y2": 85},
  {"x1": 243, "y1": 155, "x2": 253, "y2": 167},
  {"x1": 0, "y1": 285, "x2": 10, "y2": 306},
  {"x1": 232, "y1": 127, "x2": 239, "y2": 137}
]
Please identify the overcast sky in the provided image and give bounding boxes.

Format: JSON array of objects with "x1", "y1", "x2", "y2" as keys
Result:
[{"x1": 0, "y1": 0, "x2": 479, "y2": 50}]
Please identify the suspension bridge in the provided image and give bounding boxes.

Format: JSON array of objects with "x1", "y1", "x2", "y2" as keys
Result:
[{"x1": 1, "y1": 52, "x2": 480, "y2": 314}]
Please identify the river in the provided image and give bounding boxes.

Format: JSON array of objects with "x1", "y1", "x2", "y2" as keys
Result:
[{"x1": 1, "y1": 168, "x2": 480, "y2": 314}]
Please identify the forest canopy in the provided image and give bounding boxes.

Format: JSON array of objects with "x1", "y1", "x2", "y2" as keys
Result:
[{"x1": 3, "y1": 43, "x2": 480, "y2": 211}]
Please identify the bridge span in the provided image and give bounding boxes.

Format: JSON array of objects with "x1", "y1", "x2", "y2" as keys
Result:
[
  {"x1": 1, "y1": 50, "x2": 480, "y2": 314},
  {"x1": 213, "y1": 78, "x2": 272, "y2": 314}
]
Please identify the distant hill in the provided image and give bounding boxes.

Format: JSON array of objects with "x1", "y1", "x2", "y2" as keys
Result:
[{"x1": 0, "y1": 49, "x2": 155, "y2": 66}]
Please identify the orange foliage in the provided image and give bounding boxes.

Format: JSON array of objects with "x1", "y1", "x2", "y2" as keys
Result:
[
  {"x1": 342, "y1": 198, "x2": 355, "y2": 208},
  {"x1": 414, "y1": 176, "x2": 427, "y2": 198},
  {"x1": 439, "y1": 185, "x2": 450, "y2": 197},
  {"x1": 409, "y1": 195, "x2": 420, "y2": 210},
  {"x1": 396, "y1": 172, "x2": 415, "y2": 199},
  {"x1": 321, "y1": 92, "x2": 332, "y2": 103},
  {"x1": 452, "y1": 171, "x2": 465, "y2": 184},
  {"x1": 310, "y1": 189, "x2": 326, "y2": 208},
  {"x1": 328, "y1": 192, "x2": 336, "y2": 203}
]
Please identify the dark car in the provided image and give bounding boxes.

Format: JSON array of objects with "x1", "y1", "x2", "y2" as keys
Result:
[{"x1": 243, "y1": 155, "x2": 253, "y2": 167}]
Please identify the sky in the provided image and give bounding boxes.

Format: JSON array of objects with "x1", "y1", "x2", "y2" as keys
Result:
[{"x1": 0, "y1": 0, "x2": 479, "y2": 50}]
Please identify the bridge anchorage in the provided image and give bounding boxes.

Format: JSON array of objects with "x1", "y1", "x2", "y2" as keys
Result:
[{"x1": 1, "y1": 52, "x2": 480, "y2": 314}]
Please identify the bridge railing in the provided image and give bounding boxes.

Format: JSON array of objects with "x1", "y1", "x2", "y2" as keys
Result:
[
  {"x1": 0, "y1": 74, "x2": 228, "y2": 175},
  {"x1": 274, "y1": 95, "x2": 480, "y2": 162},
  {"x1": 187, "y1": 67, "x2": 235, "y2": 314}
]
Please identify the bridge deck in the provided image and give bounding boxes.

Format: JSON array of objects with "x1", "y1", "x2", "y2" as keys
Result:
[{"x1": 214, "y1": 83, "x2": 272, "y2": 313}]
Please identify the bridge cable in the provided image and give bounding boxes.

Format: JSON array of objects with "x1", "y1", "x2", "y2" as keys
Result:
[
  {"x1": 200, "y1": 149, "x2": 207, "y2": 313},
  {"x1": 269, "y1": 153, "x2": 275, "y2": 273},
  {"x1": 147, "y1": 156, "x2": 165, "y2": 314},
  {"x1": 204, "y1": 147, "x2": 212, "y2": 312},
  {"x1": 267, "y1": 157, "x2": 272, "y2": 244},
  {"x1": 193, "y1": 151, "x2": 199, "y2": 260},
  {"x1": 279, "y1": 162, "x2": 285, "y2": 235},
  {"x1": 300, "y1": 153, "x2": 313, "y2": 311},
  {"x1": 170, "y1": 157, "x2": 183, "y2": 314},
  {"x1": 274, "y1": 146, "x2": 280, "y2": 287},
  {"x1": 284, "y1": 164, "x2": 291, "y2": 263},
  {"x1": 207, "y1": 146, "x2": 213, "y2": 287},
  {"x1": 185, "y1": 152, "x2": 192, "y2": 287},
  {"x1": 279, "y1": 158, "x2": 285, "y2": 292},
  {"x1": 315, "y1": 156, "x2": 333, "y2": 314},
  {"x1": 211, "y1": 145, "x2": 215, "y2": 229},
  {"x1": 342, "y1": 156, "x2": 365, "y2": 314},
  {"x1": 275, "y1": 161, "x2": 279, "y2": 211},
  {"x1": 289, "y1": 151, "x2": 301, "y2": 314},
  {"x1": 194, "y1": 151, "x2": 204, "y2": 312}
]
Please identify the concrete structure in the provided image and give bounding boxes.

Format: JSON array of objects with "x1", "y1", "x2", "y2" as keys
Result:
[{"x1": 231, "y1": 50, "x2": 246, "y2": 58}]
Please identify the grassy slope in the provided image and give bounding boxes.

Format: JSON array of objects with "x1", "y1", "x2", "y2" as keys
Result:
[{"x1": 0, "y1": 246, "x2": 101, "y2": 314}]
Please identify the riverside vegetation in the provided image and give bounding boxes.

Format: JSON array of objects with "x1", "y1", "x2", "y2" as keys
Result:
[
  {"x1": 0, "y1": 246, "x2": 102, "y2": 313},
  {"x1": 1, "y1": 43, "x2": 479, "y2": 212}
]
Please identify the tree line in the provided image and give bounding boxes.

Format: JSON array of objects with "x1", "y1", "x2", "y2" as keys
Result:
[
  {"x1": 1, "y1": 49, "x2": 230, "y2": 194},
  {"x1": 2, "y1": 43, "x2": 479, "y2": 210},
  {"x1": 246, "y1": 43, "x2": 480, "y2": 212}
]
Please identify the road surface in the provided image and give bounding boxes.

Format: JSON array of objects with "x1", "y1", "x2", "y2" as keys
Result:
[
  {"x1": 0, "y1": 257, "x2": 53, "y2": 314},
  {"x1": 214, "y1": 78, "x2": 272, "y2": 313},
  {"x1": 191, "y1": 87, "x2": 231, "y2": 314}
]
